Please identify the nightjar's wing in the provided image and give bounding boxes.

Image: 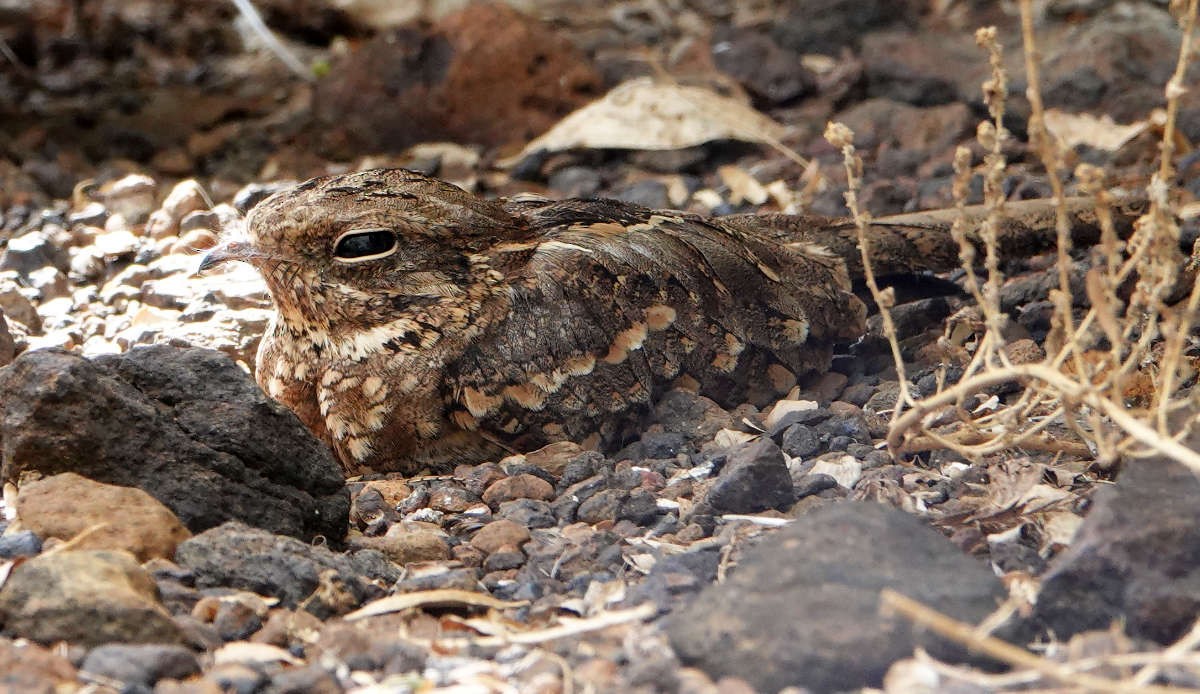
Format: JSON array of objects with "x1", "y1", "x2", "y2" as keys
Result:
[{"x1": 444, "y1": 198, "x2": 866, "y2": 452}]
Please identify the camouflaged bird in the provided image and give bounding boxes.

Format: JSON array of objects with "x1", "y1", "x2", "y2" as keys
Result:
[{"x1": 200, "y1": 168, "x2": 1137, "y2": 475}]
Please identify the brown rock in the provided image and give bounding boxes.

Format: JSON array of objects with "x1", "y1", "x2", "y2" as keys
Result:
[
  {"x1": 1003, "y1": 338, "x2": 1045, "y2": 366},
  {"x1": 427, "y1": 484, "x2": 480, "y2": 513},
  {"x1": 377, "y1": 526, "x2": 451, "y2": 565},
  {"x1": 0, "y1": 276, "x2": 41, "y2": 332},
  {"x1": 17, "y1": 472, "x2": 191, "y2": 561},
  {"x1": 171, "y1": 228, "x2": 219, "y2": 255},
  {"x1": 161, "y1": 179, "x2": 209, "y2": 223},
  {"x1": 0, "y1": 550, "x2": 184, "y2": 647},
  {"x1": 457, "y1": 461, "x2": 507, "y2": 496},
  {"x1": 524, "y1": 441, "x2": 584, "y2": 477},
  {"x1": 452, "y1": 543, "x2": 486, "y2": 568},
  {"x1": 362, "y1": 479, "x2": 412, "y2": 508},
  {"x1": 312, "y1": 2, "x2": 600, "y2": 155},
  {"x1": 469, "y1": 519, "x2": 531, "y2": 555},
  {"x1": 0, "y1": 637, "x2": 78, "y2": 692},
  {"x1": 481, "y1": 474, "x2": 555, "y2": 507}
]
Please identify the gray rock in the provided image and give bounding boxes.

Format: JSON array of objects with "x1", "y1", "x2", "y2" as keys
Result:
[
  {"x1": 175, "y1": 522, "x2": 390, "y2": 615},
  {"x1": 1035, "y1": 458, "x2": 1200, "y2": 644},
  {"x1": 654, "y1": 389, "x2": 733, "y2": 443},
  {"x1": 712, "y1": 26, "x2": 814, "y2": 105},
  {"x1": 612, "y1": 180, "x2": 670, "y2": 209},
  {"x1": 772, "y1": 0, "x2": 916, "y2": 55},
  {"x1": 781, "y1": 423, "x2": 820, "y2": 458},
  {"x1": 0, "y1": 550, "x2": 183, "y2": 647},
  {"x1": 0, "y1": 346, "x2": 348, "y2": 540},
  {"x1": 266, "y1": 663, "x2": 341, "y2": 693},
  {"x1": 1042, "y1": 4, "x2": 1183, "y2": 122},
  {"x1": 80, "y1": 643, "x2": 200, "y2": 689},
  {"x1": 0, "y1": 230, "x2": 69, "y2": 277},
  {"x1": 0, "y1": 529, "x2": 41, "y2": 558},
  {"x1": 233, "y1": 181, "x2": 295, "y2": 214},
  {"x1": 794, "y1": 473, "x2": 838, "y2": 499},
  {"x1": 314, "y1": 621, "x2": 427, "y2": 674},
  {"x1": 704, "y1": 438, "x2": 794, "y2": 513},
  {"x1": 497, "y1": 499, "x2": 557, "y2": 529},
  {"x1": 547, "y1": 167, "x2": 602, "y2": 198},
  {"x1": 667, "y1": 502, "x2": 1007, "y2": 692}
]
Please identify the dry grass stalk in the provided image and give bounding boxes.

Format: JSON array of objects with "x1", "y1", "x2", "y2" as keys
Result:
[
  {"x1": 881, "y1": 590, "x2": 1194, "y2": 693},
  {"x1": 873, "y1": 0, "x2": 1200, "y2": 474},
  {"x1": 824, "y1": 121, "x2": 915, "y2": 424}
]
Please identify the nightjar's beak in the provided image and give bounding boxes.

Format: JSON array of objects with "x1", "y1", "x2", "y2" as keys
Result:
[{"x1": 197, "y1": 240, "x2": 256, "y2": 274}]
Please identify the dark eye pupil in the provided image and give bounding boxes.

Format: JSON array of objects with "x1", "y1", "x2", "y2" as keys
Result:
[{"x1": 335, "y1": 230, "x2": 395, "y2": 259}]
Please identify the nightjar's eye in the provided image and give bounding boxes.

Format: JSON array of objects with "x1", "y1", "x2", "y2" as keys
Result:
[{"x1": 332, "y1": 229, "x2": 397, "y2": 262}]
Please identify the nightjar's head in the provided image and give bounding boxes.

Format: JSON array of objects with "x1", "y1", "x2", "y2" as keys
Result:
[{"x1": 200, "y1": 169, "x2": 527, "y2": 332}]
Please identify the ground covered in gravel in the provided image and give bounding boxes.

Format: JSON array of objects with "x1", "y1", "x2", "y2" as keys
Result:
[{"x1": 2, "y1": 1, "x2": 1200, "y2": 692}]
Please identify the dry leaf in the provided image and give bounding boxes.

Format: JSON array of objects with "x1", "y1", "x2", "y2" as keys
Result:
[
  {"x1": 764, "y1": 399, "x2": 819, "y2": 429},
  {"x1": 1040, "y1": 510, "x2": 1084, "y2": 549},
  {"x1": 719, "y1": 166, "x2": 769, "y2": 205},
  {"x1": 810, "y1": 455, "x2": 863, "y2": 489},
  {"x1": 214, "y1": 642, "x2": 302, "y2": 666},
  {"x1": 503, "y1": 77, "x2": 786, "y2": 164},
  {"x1": 711, "y1": 428, "x2": 757, "y2": 448},
  {"x1": 1044, "y1": 109, "x2": 1148, "y2": 151},
  {"x1": 345, "y1": 589, "x2": 528, "y2": 621}
]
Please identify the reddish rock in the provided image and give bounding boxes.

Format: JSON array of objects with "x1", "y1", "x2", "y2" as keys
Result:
[
  {"x1": 313, "y1": 2, "x2": 600, "y2": 155},
  {"x1": 0, "y1": 637, "x2": 78, "y2": 692},
  {"x1": 524, "y1": 441, "x2": 584, "y2": 477},
  {"x1": 457, "y1": 461, "x2": 508, "y2": 496},
  {"x1": 469, "y1": 519, "x2": 531, "y2": 555},
  {"x1": 17, "y1": 472, "x2": 192, "y2": 562},
  {"x1": 482, "y1": 473, "x2": 555, "y2": 507},
  {"x1": 428, "y1": 484, "x2": 480, "y2": 513}
]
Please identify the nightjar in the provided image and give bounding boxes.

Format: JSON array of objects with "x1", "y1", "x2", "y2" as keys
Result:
[{"x1": 200, "y1": 168, "x2": 1128, "y2": 475}]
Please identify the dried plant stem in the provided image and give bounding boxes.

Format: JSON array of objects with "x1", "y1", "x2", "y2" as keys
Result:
[
  {"x1": 888, "y1": 363, "x2": 1200, "y2": 471},
  {"x1": 1156, "y1": 0, "x2": 1199, "y2": 186},
  {"x1": 899, "y1": 427, "x2": 1091, "y2": 458},
  {"x1": 974, "y1": 27, "x2": 1010, "y2": 340},
  {"x1": 881, "y1": 590, "x2": 1185, "y2": 694},
  {"x1": 825, "y1": 122, "x2": 914, "y2": 420},
  {"x1": 1153, "y1": 0, "x2": 1200, "y2": 433},
  {"x1": 1019, "y1": 0, "x2": 1087, "y2": 382}
]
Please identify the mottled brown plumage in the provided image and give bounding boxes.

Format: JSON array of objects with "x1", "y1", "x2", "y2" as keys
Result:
[{"x1": 200, "y1": 169, "x2": 1137, "y2": 475}]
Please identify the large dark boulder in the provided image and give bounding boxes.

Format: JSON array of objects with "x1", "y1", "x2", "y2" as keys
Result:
[
  {"x1": 0, "y1": 346, "x2": 348, "y2": 541},
  {"x1": 1035, "y1": 457, "x2": 1200, "y2": 644},
  {"x1": 668, "y1": 501, "x2": 1007, "y2": 693}
]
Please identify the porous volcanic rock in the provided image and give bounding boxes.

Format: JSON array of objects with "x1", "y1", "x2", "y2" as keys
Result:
[
  {"x1": 1035, "y1": 457, "x2": 1200, "y2": 644},
  {"x1": 0, "y1": 346, "x2": 348, "y2": 540},
  {"x1": 667, "y1": 501, "x2": 1007, "y2": 692},
  {"x1": 0, "y1": 550, "x2": 183, "y2": 647}
]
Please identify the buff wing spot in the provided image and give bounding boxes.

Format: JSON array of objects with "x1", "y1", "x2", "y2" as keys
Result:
[{"x1": 603, "y1": 322, "x2": 648, "y2": 364}]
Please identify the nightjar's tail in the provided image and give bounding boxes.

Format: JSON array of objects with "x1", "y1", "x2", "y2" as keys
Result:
[{"x1": 734, "y1": 196, "x2": 1150, "y2": 280}]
